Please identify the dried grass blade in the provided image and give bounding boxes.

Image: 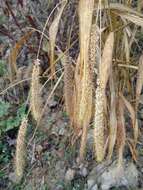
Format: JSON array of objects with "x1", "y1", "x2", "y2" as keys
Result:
[
  {"x1": 99, "y1": 32, "x2": 114, "y2": 89},
  {"x1": 120, "y1": 13, "x2": 143, "y2": 27},
  {"x1": 116, "y1": 98, "x2": 126, "y2": 168},
  {"x1": 120, "y1": 93, "x2": 138, "y2": 144},
  {"x1": 136, "y1": 54, "x2": 143, "y2": 109},
  {"x1": 49, "y1": 1, "x2": 66, "y2": 78},
  {"x1": 103, "y1": 3, "x2": 143, "y2": 17},
  {"x1": 78, "y1": 0, "x2": 94, "y2": 161},
  {"x1": 127, "y1": 138, "x2": 137, "y2": 162},
  {"x1": 108, "y1": 75, "x2": 117, "y2": 160},
  {"x1": 9, "y1": 31, "x2": 33, "y2": 80}
]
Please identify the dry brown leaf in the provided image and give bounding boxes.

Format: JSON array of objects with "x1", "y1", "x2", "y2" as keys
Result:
[
  {"x1": 127, "y1": 138, "x2": 137, "y2": 162},
  {"x1": 136, "y1": 54, "x2": 143, "y2": 109},
  {"x1": 49, "y1": 1, "x2": 66, "y2": 78},
  {"x1": 78, "y1": 0, "x2": 94, "y2": 161},
  {"x1": 99, "y1": 32, "x2": 114, "y2": 89},
  {"x1": 108, "y1": 75, "x2": 117, "y2": 160},
  {"x1": 120, "y1": 93, "x2": 138, "y2": 144},
  {"x1": 116, "y1": 98, "x2": 126, "y2": 167},
  {"x1": 9, "y1": 31, "x2": 33, "y2": 80}
]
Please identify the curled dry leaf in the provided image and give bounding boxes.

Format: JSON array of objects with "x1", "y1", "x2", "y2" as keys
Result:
[
  {"x1": 9, "y1": 31, "x2": 33, "y2": 80},
  {"x1": 49, "y1": 1, "x2": 67, "y2": 78}
]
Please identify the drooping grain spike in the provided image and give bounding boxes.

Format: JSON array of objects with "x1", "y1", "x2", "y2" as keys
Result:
[
  {"x1": 94, "y1": 32, "x2": 114, "y2": 162},
  {"x1": 62, "y1": 53, "x2": 74, "y2": 123},
  {"x1": 30, "y1": 59, "x2": 42, "y2": 121},
  {"x1": 94, "y1": 78, "x2": 105, "y2": 162},
  {"x1": 15, "y1": 118, "x2": 28, "y2": 182}
]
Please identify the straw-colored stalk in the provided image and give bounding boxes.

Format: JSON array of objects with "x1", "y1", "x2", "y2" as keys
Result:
[
  {"x1": 15, "y1": 118, "x2": 28, "y2": 182},
  {"x1": 30, "y1": 59, "x2": 42, "y2": 121}
]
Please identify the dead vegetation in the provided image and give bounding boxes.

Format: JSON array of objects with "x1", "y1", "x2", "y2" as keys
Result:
[{"x1": 0, "y1": 0, "x2": 143, "y2": 189}]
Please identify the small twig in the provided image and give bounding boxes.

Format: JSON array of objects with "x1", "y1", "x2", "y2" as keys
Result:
[{"x1": 118, "y1": 64, "x2": 138, "y2": 70}]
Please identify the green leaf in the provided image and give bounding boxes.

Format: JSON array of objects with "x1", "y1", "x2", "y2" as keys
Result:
[
  {"x1": 0, "y1": 101, "x2": 10, "y2": 117},
  {"x1": 0, "y1": 60, "x2": 7, "y2": 76},
  {"x1": 0, "y1": 170, "x2": 5, "y2": 178}
]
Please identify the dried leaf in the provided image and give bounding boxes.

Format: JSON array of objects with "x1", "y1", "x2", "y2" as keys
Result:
[
  {"x1": 116, "y1": 98, "x2": 126, "y2": 167},
  {"x1": 108, "y1": 75, "x2": 117, "y2": 160},
  {"x1": 127, "y1": 138, "x2": 137, "y2": 162},
  {"x1": 78, "y1": 0, "x2": 94, "y2": 161},
  {"x1": 136, "y1": 54, "x2": 143, "y2": 109},
  {"x1": 9, "y1": 31, "x2": 33, "y2": 80},
  {"x1": 99, "y1": 32, "x2": 114, "y2": 89},
  {"x1": 49, "y1": 1, "x2": 66, "y2": 78},
  {"x1": 120, "y1": 93, "x2": 138, "y2": 144}
]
